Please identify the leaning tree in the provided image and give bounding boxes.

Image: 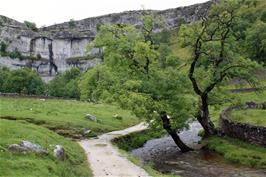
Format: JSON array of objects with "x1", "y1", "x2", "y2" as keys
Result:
[
  {"x1": 83, "y1": 15, "x2": 195, "y2": 152},
  {"x1": 180, "y1": 0, "x2": 261, "y2": 136}
]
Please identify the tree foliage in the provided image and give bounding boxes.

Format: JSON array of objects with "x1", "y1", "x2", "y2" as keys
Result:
[
  {"x1": 179, "y1": 0, "x2": 262, "y2": 136},
  {"x1": 24, "y1": 21, "x2": 38, "y2": 32},
  {"x1": 81, "y1": 14, "x2": 196, "y2": 152},
  {"x1": 47, "y1": 68, "x2": 81, "y2": 98},
  {"x1": 0, "y1": 68, "x2": 44, "y2": 95}
]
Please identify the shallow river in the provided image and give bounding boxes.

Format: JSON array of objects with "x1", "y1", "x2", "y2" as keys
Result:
[{"x1": 130, "y1": 122, "x2": 266, "y2": 177}]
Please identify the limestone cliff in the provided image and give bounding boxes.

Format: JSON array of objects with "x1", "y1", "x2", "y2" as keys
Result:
[{"x1": 0, "y1": 1, "x2": 211, "y2": 81}]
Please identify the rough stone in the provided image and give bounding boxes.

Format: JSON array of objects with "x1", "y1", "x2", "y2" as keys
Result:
[
  {"x1": 0, "y1": 1, "x2": 211, "y2": 80},
  {"x1": 84, "y1": 129, "x2": 92, "y2": 135},
  {"x1": 53, "y1": 145, "x2": 66, "y2": 161},
  {"x1": 85, "y1": 114, "x2": 97, "y2": 122},
  {"x1": 8, "y1": 140, "x2": 48, "y2": 154}
]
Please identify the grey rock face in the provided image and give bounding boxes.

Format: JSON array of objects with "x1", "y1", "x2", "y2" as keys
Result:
[
  {"x1": 53, "y1": 145, "x2": 66, "y2": 161},
  {"x1": 0, "y1": 1, "x2": 211, "y2": 80},
  {"x1": 8, "y1": 140, "x2": 48, "y2": 154}
]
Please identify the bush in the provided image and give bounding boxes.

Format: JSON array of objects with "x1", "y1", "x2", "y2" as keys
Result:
[
  {"x1": 261, "y1": 9, "x2": 266, "y2": 23},
  {"x1": 0, "y1": 68, "x2": 11, "y2": 92},
  {"x1": 1, "y1": 68, "x2": 45, "y2": 95},
  {"x1": 68, "y1": 19, "x2": 76, "y2": 28},
  {"x1": 24, "y1": 21, "x2": 38, "y2": 32},
  {"x1": 47, "y1": 68, "x2": 81, "y2": 98},
  {"x1": 0, "y1": 41, "x2": 7, "y2": 54}
]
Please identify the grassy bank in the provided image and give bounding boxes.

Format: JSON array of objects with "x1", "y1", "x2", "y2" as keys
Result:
[
  {"x1": 0, "y1": 119, "x2": 91, "y2": 177},
  {"x1": 229, "y1": 109, "x2": 266, "y2": 127},
  {"x1": 206, "y1": 136, "x2": 266, "y2": 168},
  {"x1": 209, "y1": 90, "x2": 266, "y2": 126},
  {"x1": 113, "y1": 129, "x2": 163, "y2": 151},
  {"x1": 0, "y1": 96, "x2": 139, "y2": 138},
  {"x1": 207, "y1": 91, "x2": 266, "y2": 168}
]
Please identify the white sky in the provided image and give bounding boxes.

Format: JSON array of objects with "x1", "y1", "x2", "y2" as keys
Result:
[{"x1": 0, "y1": 0, "x2": 209, "y2": 27}]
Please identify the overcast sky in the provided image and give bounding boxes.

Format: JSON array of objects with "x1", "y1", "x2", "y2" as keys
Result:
[{"x1": 0, "y1": 0, "x2": 209, "y2": 27}]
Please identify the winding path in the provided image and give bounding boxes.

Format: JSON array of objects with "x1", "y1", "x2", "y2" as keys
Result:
[{"x1": 78, "y1": 123, "x2": 150, "y2": 177}]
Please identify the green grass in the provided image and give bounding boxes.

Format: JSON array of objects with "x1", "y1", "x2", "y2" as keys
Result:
[
  {"x1": 209, "y1": 90, "x2": 266, "y2": 126},
  {"x1": 0, "y1": 96, "x2": 139, "y2": 138},
  {"x1": 206, "y1": 136, "x2": 266, "y2": 168},
  {"x1": 230, "y1": 109, "x2": 266, "y2": 127},
  {"x1": 0, "y1": 119, "x2": 91, "y2": 177},
  {"x1": 207, "y1": 91, "x2": 266, "y2": 168},
  {"x1": 113, "y1": 129, "x2": 163, "y2": 151}
]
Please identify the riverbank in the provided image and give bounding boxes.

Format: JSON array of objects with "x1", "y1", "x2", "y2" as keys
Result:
[{"x1": 114, "y1": 122, "x2": 266, "y2": 177}]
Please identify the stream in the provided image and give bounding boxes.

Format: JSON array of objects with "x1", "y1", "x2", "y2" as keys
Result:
[{"x1": 130, "y1": 122, "x2": 266, "y2": 177}]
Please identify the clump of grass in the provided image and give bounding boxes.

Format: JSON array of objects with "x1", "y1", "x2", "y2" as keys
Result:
[
  {"x1": 206, "y1": 136, "x2": 266, "y2": 168},
  {"x1": 113, "y1": 129, "x2": 163, "y2": 151}
]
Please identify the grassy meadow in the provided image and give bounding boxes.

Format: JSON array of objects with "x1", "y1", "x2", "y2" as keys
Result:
[
  {"x1": 0, "y1": 96, "x2": 141, "y2": 177},
  {"x1": 0, "y1": 96, "x2": 140, "y2": 138}
]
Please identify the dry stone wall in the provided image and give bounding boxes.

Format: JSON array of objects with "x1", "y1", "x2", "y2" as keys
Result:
[{"x1": 220, "y1": 102, "x2": 266, "y2": 147}]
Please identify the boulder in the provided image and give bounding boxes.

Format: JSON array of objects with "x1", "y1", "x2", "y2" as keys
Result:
[
  {"x1": 83, "y1": 129, "x2": 91, "y2": 135},
  {"x1": 85, "y1": 114, "x2": 97, "y2": 122},
  {"x1": 53, "y1": 145, "x2": 66, "y2": 161},
  {"x1": 8, "y1": 140, "x2": 48, "y2": 155}
]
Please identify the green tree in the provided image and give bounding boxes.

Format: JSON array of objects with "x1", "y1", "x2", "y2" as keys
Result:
[
  {"x1": 24, "y1": 21, "x2": 38, "y2": 32},
  {"x1": 180, "y1": 0, "x2": 261, "y2": 136},
  {"x1": 69, "y1": 19, "x2": 76, "y2": 28},
  {"x1": 245, "y1": 21, "x2": 266, "y2": 65},
  {"x1": 0, "y1": 67, "x2": 11, "y2": 92},
  {"x1": 82, "y1": 22, "x2": 195, "y2": 152},
  {"x1": 47, "y1": 68, "x2": 81, "y2": 98},
  {"x1": 3, "y1": 68, "x2": 44, "y2": 95}
]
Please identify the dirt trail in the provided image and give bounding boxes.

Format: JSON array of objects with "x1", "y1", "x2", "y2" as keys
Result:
[{"x1": 78, "y1": 123, "x2": 150, "y2": 177}]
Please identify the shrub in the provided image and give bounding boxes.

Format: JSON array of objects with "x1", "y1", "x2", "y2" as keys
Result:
[
  {"x1": 1, "y1": 68, "x2": 45, "y2": 95},
  {"x1": 68, "y1": 19, "x2": 76, "y2": 28},
  {"x1": 24, "y1": 21, "x2": 38, "y2": 32},
  {"x1": 47, "y1": 68, "x2": 81, "y2": 98},
  {"x1": 0, "y1": 41, "x2": 7, "y2": 54}
]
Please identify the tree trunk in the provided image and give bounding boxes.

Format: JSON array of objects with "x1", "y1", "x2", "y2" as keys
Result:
[
  {"x1": 198, "y1": 94, "x2": 217, "y2": 137},
  {"x1": 160, "y1": 112, "x2": 193, "y2": 152}
]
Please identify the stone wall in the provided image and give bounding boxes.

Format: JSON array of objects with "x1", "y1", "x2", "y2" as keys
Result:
[{"x1": 220, "y1": 102, "x2": 266, "y2": 147}]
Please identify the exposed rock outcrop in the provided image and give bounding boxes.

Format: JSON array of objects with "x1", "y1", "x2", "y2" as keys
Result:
[
  {"x1": 0, "y1": 1, "x2": 211, "y2": 81},
  {"x1": 8, "y1": 140, "x2": 48, "y2": 154}
]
